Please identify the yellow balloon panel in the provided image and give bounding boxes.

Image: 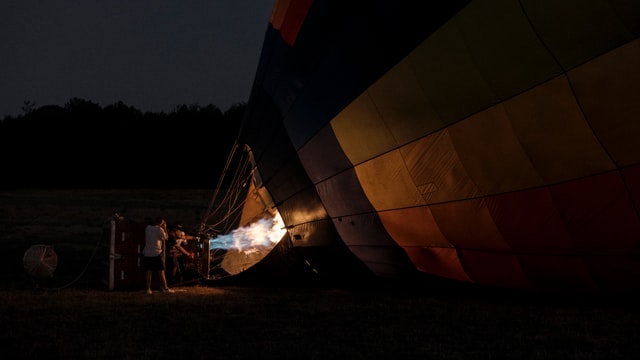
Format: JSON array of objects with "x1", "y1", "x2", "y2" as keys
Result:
[
  {"x1": 330, "y1": 93, "x2": 398, "y2": 165},
  {"x1": 448, "y1": 105, "x2": 544, "y2": 195},
  {"x1": 569, "y1": 39, "x2": 640, "y2": 167},
  {"x1": 409, "y1": 20, "x2": 496, "y2": 124},
  {"x1": 400, "y1": 130, "x2": 481, "y2": 204},
  {"x1": 503, "y1": 75, "x2": 615, "y2": 183},
  {"x1": 454, "y1": 0, "x2": 562, "y2": 99},
  {"x1": 367, "y1": 60, "x2": 444, "y2": 146},
  {"x1": 354, "y1": 150, "x2": 425, "y2": 210},
  {"x1": 521, "y1": 0, "x2": 640, "y2": 69}
]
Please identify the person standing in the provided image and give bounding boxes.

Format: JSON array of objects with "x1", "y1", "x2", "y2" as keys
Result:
[
  {"x1": 167, "y1": 223, "x2": 196, "y2": 283},
  {"x1": 142, "y1": 216, "x2": 174, "y2": 294}
]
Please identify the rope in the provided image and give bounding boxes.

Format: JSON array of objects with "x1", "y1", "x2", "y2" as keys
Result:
[
  {"x1": 203, "y1": 140, "x2": 239, "y2": 222},
  {"x1": 41, "y1": 217, "x2": 111, "y2": 290},
  {"x1": 200, "y1": 140, "x2": 255, "y2": 234}
]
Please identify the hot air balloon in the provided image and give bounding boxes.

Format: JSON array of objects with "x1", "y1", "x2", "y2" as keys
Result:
[{"x1": 221, "y1": 0, "x2": 640, "y2": 293}]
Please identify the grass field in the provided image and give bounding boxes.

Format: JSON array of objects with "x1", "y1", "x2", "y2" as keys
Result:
[{"x1": 1, "y1": 189, "x2": 639, "y2": 359}]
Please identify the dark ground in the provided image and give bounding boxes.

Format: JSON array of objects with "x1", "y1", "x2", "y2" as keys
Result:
[{"x1": 1, "y1": 189, "x2": 639, "y2": 359}]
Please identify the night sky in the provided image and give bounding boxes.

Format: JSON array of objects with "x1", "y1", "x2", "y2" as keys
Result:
[{"x1": 0, "y1": 0, "x2": 274, "y2": 117}]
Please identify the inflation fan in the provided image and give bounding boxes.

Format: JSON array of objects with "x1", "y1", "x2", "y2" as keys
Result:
[{"x1": 23, "y1": 244, "x2": 58, "y2": 279}]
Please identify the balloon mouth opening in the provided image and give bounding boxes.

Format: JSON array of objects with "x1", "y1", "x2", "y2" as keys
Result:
[{"x1": 206, "y1": 211, "x2": 287, "y2": 278}]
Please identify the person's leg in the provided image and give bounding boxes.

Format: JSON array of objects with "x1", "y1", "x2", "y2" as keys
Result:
[
  {"x1": 146, "y1": 270, "x2": 152, "y2": 294},
  {"x1": 159, "y1": 270, "x2": 168, "y2": 289},
  {"x1": 171, "y1": 254, "x2": 179, "y2": 277},
  {"x1": 159, "y1": 270, "x2": 174, "y2": 292},
  {"x1": 175, "y1": 255, "x2": 184, "y2": 281}
]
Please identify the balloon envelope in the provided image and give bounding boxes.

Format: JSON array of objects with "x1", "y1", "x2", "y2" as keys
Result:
[{"x1": 240, "y1": 0, "x2": 640, "y2": 292}]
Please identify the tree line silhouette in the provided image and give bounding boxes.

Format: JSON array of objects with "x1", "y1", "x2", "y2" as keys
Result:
[{"x1": 0, "y1": 98, "x2": 246, "y2": 189}]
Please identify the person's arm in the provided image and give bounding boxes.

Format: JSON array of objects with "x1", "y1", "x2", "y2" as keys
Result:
[
  {"x1": 183, "y1": 233, "x2": 197, "y2": 241},
  {"x1": 174, "y1": 242, "x2": 194, "y2": 258},
  {"x1": 180, "y1": 230, "x2": 198, "y2": 244}
]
